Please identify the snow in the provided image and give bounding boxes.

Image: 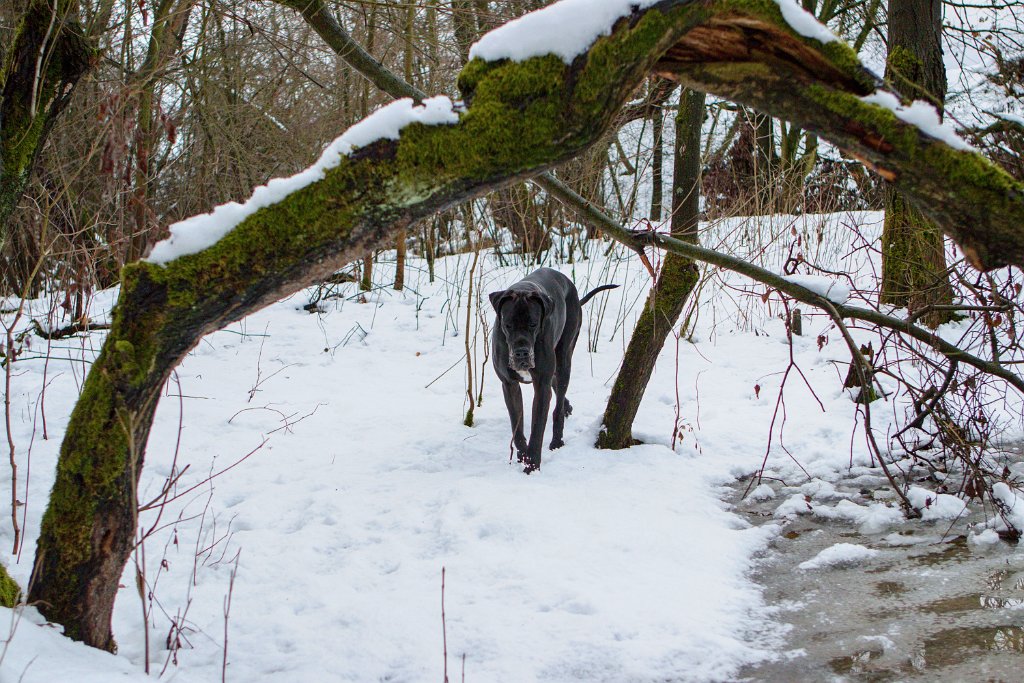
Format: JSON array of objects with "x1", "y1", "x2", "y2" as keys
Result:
[
  {"x1": 0, "y1": 607, "x2": 164, "y2": 682},
  {"x1": 773, "y1": 493, "x2": 904, "y2": 535},
  {"x1": 783, "y1": 274, "x2": 850, "y2": 304},
  {"x1": 993, "y1": 111, "x2": 1024, "y2": 128},
  {"x1": 968, "y1": 528, "x2": 1002, "y2": 547},
  {"x1": 990, "y1": 482, "x2": 1024, "y2": 535},
  {"x1": 748, "y1": 484, "x2": 776, "y2": 501},
  {"x1": 469, "y1": 0, "x2": 660, "y2": 64},
  {"x1": 774, "y1": 493, "x2": 813, "y2": 518},
  {"x1": 798, "y1": 543, "x2": 880, "y2": 570},
  {"x1": 861, "y1": 91, "x2": 976, "y2": 152},
  {"x1": 906, "y1": 486, "x2": 967, "y2": 521},
  {"x1": 4, "y1": 209, "x2": 1022, "y2": 680},
  {"x1": 772, "y1": 0, "x2": 839, "y2": 44},
  {"x1": 469, "y1": 0, "x2": 839, "y2": 64},
  {"x1": 4, "y1": 251, "x2": 798, "y2": 682},
  {"x1": 146, "y1": 96, "x2": 459, "y2": 264}
]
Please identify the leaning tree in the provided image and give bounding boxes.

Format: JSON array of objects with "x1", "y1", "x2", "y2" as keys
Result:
[{"x1": 23, "y1": 0, "x2": 1024, "y2": 650}]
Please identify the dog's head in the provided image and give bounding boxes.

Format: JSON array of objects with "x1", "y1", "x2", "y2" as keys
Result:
[{"x1": 490, "y1": 288, "x2": 553, "y2": 372}]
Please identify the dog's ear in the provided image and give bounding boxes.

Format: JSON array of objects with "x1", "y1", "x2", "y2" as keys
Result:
[
  {"x1": 489, "y1": 290, "x2": 509, "y2": 314},
  {"x1": 534, "y1": 292, "x2": 554, "y2": 319}
]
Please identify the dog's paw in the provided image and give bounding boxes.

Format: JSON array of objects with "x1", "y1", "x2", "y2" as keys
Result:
[
  {"x1": 549, "y1": 438, "x2": 564, "y2": 450},
  {"x1": 564, "y1": 400, "x2": 573, "y2": 417},
  {"x1": 522, "y1": 461, "x2": 540, "y2": 475}
]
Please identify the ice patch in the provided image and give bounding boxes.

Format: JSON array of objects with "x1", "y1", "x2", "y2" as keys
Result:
[{"x1": 799, "y1": 479, "x2": 850, "y2": 501}]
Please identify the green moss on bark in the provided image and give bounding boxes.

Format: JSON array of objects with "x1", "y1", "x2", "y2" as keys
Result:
[
  {"x1": 804, "y1": 84, "x2": 1024, "y2": 269},
  {"x1": 0, "y1": 564, "x2": 21, "y2": 607}
]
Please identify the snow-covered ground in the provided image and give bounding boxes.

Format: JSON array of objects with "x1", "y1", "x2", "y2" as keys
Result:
[{"x1": 1, "y1": 216, "x2": 1021, "y2": 681}]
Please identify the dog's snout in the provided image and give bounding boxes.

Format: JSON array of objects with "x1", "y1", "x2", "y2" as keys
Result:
[{"x1": 510, "y1": 348, "x2": 534, "y2": 370}]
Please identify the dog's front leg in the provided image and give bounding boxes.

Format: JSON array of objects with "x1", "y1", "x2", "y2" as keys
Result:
[
  {"x1": 500, "y1": 380, "x2": 528, "y2": 461},
  {"x1": 524, "y1": 377, "x2": 552, "y2": 473}
]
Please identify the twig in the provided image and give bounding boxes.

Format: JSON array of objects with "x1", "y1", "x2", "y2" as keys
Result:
[
  {"x1": 222, "y1": 551, "x2": 240, "y2": 683},
  {"x1": 442, "y1": 566, "x2": 449, "y2": 683}
]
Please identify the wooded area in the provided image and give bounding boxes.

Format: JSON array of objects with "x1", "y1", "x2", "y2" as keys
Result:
[{"x1": 2, "y1": 0, "x2": 1023, "y2": 657}]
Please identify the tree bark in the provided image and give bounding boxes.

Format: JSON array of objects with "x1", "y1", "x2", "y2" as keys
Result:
[
  {"x1": 649, "y1": 89, "x2": 665, "y2": 221},
  {"x1": 0, "y1": 0, "x2": 92, "y2": 262},
  {"x1": 598, "y1": 87, "x2": 704, "y2": 450},
  {"x1": 394, "y1": 0, "x2": 417, "y2": 290},
  {"x1": 31, "y1": 0, "x2": 1024, "y2": 648},
  {"x1": 879, "y1": 0, "x2": 954, "y2": 327}
]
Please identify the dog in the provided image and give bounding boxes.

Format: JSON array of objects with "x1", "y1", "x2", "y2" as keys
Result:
[{"x1": 489, "y1": 268, "x2": 618, "y2": 472}]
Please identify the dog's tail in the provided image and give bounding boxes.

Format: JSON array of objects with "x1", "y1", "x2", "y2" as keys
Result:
[{"x1": 579, "y1": 284, "x2": 619, "y2": 306}]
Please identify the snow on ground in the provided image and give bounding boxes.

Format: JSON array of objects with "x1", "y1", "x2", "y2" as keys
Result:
[
  {"x1": 0, "y1": 607, "x2": 158, "y2": 683},
  {"x1": 1, "y1": 212, "x2": 1020, "y2": 681}
]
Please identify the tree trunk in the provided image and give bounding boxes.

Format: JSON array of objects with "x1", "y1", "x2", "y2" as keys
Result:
[
  {"x1": 649, "y1": 93, "x2": 664, "y2": 221},
  {"x1": 0, "y1": 0, "x2": 92, "y2": 259},
  {"x1": 394, "y1": 0, "x2": 417, "y2": 290},
  {"x1": 879, "y1": 0, "x2": 954, "y2": 327},
  {"x1": 30, "y1": 0, "x2": 1024, "y2": 647},
  {"x1": 752, "y1": 110, "x2": 777, "y2": 212},
  {"x1": 598, "y1": 87, "x2": 704, "y2": 450}
]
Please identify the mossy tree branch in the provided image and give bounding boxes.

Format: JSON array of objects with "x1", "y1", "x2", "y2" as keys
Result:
[
  {"x1": 652, "y1": 14, "x2": 1024, "y2": 270},
  {"x1": 31, "y1": 0, "x2": 1024, "y2": 649}
]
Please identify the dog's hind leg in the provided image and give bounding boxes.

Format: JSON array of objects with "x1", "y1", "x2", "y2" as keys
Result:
[
  {"x1": 550, "y1": 378, "x2": 568, "y2": 450},
  {"x1": 550, "y1": 351, "x2": 574, "y2": 450}
]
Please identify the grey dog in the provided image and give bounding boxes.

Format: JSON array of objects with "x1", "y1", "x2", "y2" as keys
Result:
[{"x1": 489, "y1": 268, "x2": 618, "y2": 472}]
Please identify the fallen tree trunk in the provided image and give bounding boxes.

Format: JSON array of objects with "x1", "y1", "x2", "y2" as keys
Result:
[{"x1": 31, "y1": 0, "x2": 1024, "y2": 648}]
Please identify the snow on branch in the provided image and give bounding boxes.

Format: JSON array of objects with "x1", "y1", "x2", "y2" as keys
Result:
[
  {"x1": 861, "y1": 91, "x2": 976, "y2": 152},
  {"x1": 147, "y1": 96, "x2": 460, "y2": 264}
]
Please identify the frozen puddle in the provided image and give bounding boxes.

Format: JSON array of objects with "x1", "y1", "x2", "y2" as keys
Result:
[{"x1": 736, "y1": 457, "x2": 1024, "y2": 682}]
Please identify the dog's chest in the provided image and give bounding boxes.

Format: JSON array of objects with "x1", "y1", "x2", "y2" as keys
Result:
[{"x1": 515, "y1": 369, "x2": 533, "y2": 383}]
